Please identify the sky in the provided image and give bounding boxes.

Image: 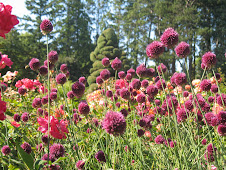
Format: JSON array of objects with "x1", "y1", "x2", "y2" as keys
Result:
[{"x1": 1, "y1": 0, "x2": 29, "y2": 17}]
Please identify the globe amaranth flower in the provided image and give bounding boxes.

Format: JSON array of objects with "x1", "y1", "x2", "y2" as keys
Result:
[
  {"x1": 100, "y1": 69, "x2": 110, "y2": 80},
  {"x1": 136, "y1": 64, "x2": 147, "y2": 77},
  {"x1": 72, "y1": 81, "x2": 85, "y2": 98},
  {"x1": 136, "y1": 93, "x2": 146, "y2": 103},
  {"x1": 175, "y1": 41, "x2": 190, "y2": 58},
  {"x1": 78, "y1": 101, "x2": 90, "y2": 115},
  {"x1": 18, "y1": 87, "x2": 27, "y2": 95},
  {"x1": 200, "y1": 79, "x2": 211, "y2": 92},
  {"x1": 155, "y1": 135, "x2": 165, "y2": 144},
  {"x1": 41, "y1": 135, "x2": 49, "y2": 144},
  {"x1": 111, "y1": 57, "x2": 122, "y2": 70},
  {"x1": 184, "y1": 100, "x2": 193, "y2": 112},
  {"x1": 21, "y1": 142, "x2": 32, "y2": 154},
  {"x1": 201, "y1": 52, "x2": 217, "y2": 69},
  {"x1": 41, "y1": 96, "x2": 48, "y2": 105},
  {"x1": 174, "y1": 72, "x2": 187, "y2": 86},
  {"x1": 79, "y1": 77, "x2": 86, "y2": 85},
  {"x1": 127, "y1": 68, "x2": 136, "y2": 77},
  {"x1": 29, "y1": 58, "x2": 40, "y2": 71},
  {"x1": 1, "y1": 145, "x2": 11, "y2": 155},
  {"x1": 21, "y1": 112, "x2": 29, "y2": 122},
  {"x1": 102, "y1": 57, "x2": 110, "y2": 67},
  {"x1": 157, "y1": 63, "x2": 167, "y2": 74},
  {"x1": 137, "y1": 129, "x2": 145, "y2": 137},
  {"x1": 217, "y1": 125, "x2": 226, "y2": 136},
  {"x1": 217, "y1": 111, "x2": 226, "y2": 124},
  {"x1": 126, "y1": 73, "x2": 132, "y2": 81},
  {"x1": 44, "y1": 60, "x2": 54, "y2": 70},
  {"x1": 102, "y1": 111, "x2": 126, "y2": 136},
  {"x1": 13, "y1": 113, "x2": 20, "y2": 122},
  {"x1": 0, "y1": 3, "x2": 19, "y2": 39},
  {"x1": 217, "y1": 94, "x2": 226, "y2": 106},
  {"x1": 56, "y1": 73, "x2": 67, "y2": 85},
  {"x1": 146, "y1": 41, "x2": 165, "y2": 59},
  {"x1": 160, "y1": 27, "x2": 179, "y2": 48},
  {"x1": 131, "y1": 79, "x2": 141, "y2": 90},
  {"x1": 50, "y1": 143, "x2": 65, "y2": 158},
  {"x1": 67, "y1": 91, "x2": 75, "y2": 99},
  {"x1": 40, "y1": 19, "x2": 53, "y2": 35},
  {"x1": 106, "y1": 90, "x2": 113, "y2": 98},
  {"x1": 205, "y1": 143, "x2": 217, "y2": 162},
  {"x1": 95, "y1": 150, "x2": 106, "y2": 163},
  {"x1": 76, "y1": 160, "x2": 85, "y2": 170},
  {"x1": 146, "y1": 85, "x2": 158, "y2": 97},
  {"x1": 177, "y1": 108, "x2": 189, "y2": 123},
  {"x1": 42, "y1": 153, "x2": 56, "y2": 162},
  {"x1": 141, "y1": 79, "x2": 149, "y2": 88},
  {"x1": 118, "y1": 71, "x2": 126, "y2": 79},
  {"x1": 60, "y1": 64, "x2": 68, "y2": 73},
  {"x1": 146, "y1": 68, "x2": 155, "y2": 77},
  {"x1": 39, "y1": 66, "x2": 48, "y2": 76},
  {"x1": 96, "y1": 76, "x2": 103, "y2": 84}
]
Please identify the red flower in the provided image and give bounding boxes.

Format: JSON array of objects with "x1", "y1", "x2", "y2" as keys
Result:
[
  {"x1": 0, "y1": 54, "x2": 13, "y2": 69},
  {"x1": 0, "y1": 3, "x2": 19, "y2": 38},
  {"x1": 37, "y1": 116, "x2": 69, "y2": 139},
  {"x1": 11, "y1": 121, "x2": 20, "y2": 127}
]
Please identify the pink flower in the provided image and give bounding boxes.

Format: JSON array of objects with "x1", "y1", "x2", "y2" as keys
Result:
[
  {"x1": 11, "y1": 121, "x2": 20, "y2": 127},
  {"x1": 0, "y1": 54, "x2": 13, "y2": 69},
  {"x1": 0, "y1": 3, "x2": 19, "y2": 38},
  {"x1": 115, "y1": 79, "x2": 129, "y2": 89},
  {"x1": 37, "y1": 116, "x2": 69, "y2": 139}
]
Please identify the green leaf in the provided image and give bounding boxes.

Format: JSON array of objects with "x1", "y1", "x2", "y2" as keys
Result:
[
  {"x1": 34, "y1": 160, "x2": 47, "y2": 170},
  {"x1": 16, "y1": 144, "x2": 34, "y2": 170},
  {"x1": 53, "y1": 157, "x2": 67, "y2": 164}
]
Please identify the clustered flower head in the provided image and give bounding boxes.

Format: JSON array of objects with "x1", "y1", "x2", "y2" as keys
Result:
[
  {"x1": 39, "y1": 66, "x2": 48, "y2": 76},
  {"x1": 100, "y1": 69, "x2": 110, "y2": 80},
  {"x1": 56, "y1": 73, "x2": 67, "y2": 85},
  {"x1": 160, "y1": 28, "x2": 179, "y2": 48},
  {"x1": 175, "y1": 41, "x2": 190, "y2": 58},
  {"x1": 78, "y1": 101, "x2": 90, "y2": 115},
  {"x1": 50, "y1": 143, "x2": 65, "y2": 158},
  {"x1": 155, "y1": 135, "x2": 165, "y2": 144},
  {"x1": 48, "y1": 51, "x2": 58, "y2": 64},
  {"x1": 21, "y1": 142, "x2": 32, "y2": 154},
  {"x1": 102, "y1": 111, "x2": 126, "y2": 136},
  {"x1": 102, "y1": 57, "x2": 110, "y2": 67},
  {"x1": 1, "y1": 145, "x2": 11, "y2": 155},
  {"x1": 205, "y1": 143, "x2": 217, "y2": 162},
  {"x1": 0, "y1": 54, "x2": 13, "y2": 69},
  {"x1": 111, "y1": 57, "x2": 122, "y2": 70},
  {"x1": 72, "y1": 82, "x2": 85, "y2": 98},
  {"x1": 146, "y1": 41, "x2": 165, "y2": 59},
  {"x1": 201, "y1": 52, "x2": 217, "y2": 69},
  {"x1": 29, "y1": 58, "x2": 40, "y2": 71},
  {"x1": 40, "y1": 19, "x2": 53, "y2": 35},
  {"x1": 200, "y1": 79, "x2": 211, "y2": 92},
  {"x1": 60, "y1": 64, "x2": 68, "y2": 73},
  {"x1": 79, "y1": 77, "x2": 86, "y2": 85},
  {"x1": 95, "y1": 150, "x2": 106, "y2": 163},
  {"x1": 157, "y1": 63, "x2": 167, "y2": 74},
  {"x1": 174, "y1": 72, "x2": 187, "y2": 86}
]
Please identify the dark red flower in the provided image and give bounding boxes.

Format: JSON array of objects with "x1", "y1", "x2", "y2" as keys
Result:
[
  {"x1": 39, "y1": 66, "x2": 48, "y2": 76},
  {"x1": 29, "y1": 58, "x2": 40, "y2": 71},
  {"x1": 0, "y1": 3, "x2": 19, "y2": 38},
  {"x1": 136, "y1": 64, "x2": 147, "y2": 77},
  {"x1": 40, "y1": 19, "x2": 53, "y2": 35},
  {"x1": 155, "y1": 135, "x2": 165, "y2": 144},
  {"x1": 48, "y1": 51, "x2": 58, "y2": 64},
  {"x1": 157, "y1": 63, "x2": 167, "y2": 74},
  {"x1": 96, "y1": 76, "x2": 103, "y2": 84},
  {"x1": 60, "y1": 64, "x2": 68, "y2": 73},
  {"x1": 127, "y1": 68, "x2": 136, "y2": 77},
  {"x1": 50, "y1": 143, "x2": 65, "y2": 158},
  {"x1": 111, "y1": 57, "x2": 122, "y2": 70},
  {"x1": 21, "y1": 142, "x2": 32, "y2": 154},
  {"x1": 72, "y1": 82, "x2": 85, "y2": 98},
  {"x1": 44, "y1": 60, "x2": 54, "y2": 70},
  {"x1": 102, "y1": 57, "x2": 110, "y2": 67},
  {"x1": 1, "y1": 145, "x2": 11, "y2": 155},
  {"x1": 95, "y1": 150, "x2": 106, "y2": 163},
  {"x1": 201, "y1": 52, "x2": 217, "y2": 69},
  {"x1": 18, "y1": 87, "x2": 27, "y2": 95},
  {"x1": 118, "y1": 71, "x2": 126, "y2": 79},
  {"x1": 79, "y1": 77, "x2": 86, "y2": 85},
  {"x1": 146, "y1": 85, "x2": 158, "y2": 97},
  {"x1": 13, "y1": 113, "x2": 20, "y2": 122},
  {"x1": 78, "y1": 101, "x2": 90, "y2": 115},
  {"x1": 131, "y1": 79, "x2": 141, "y2": 90},
  {"x1": 217, "y1": 124, "x2": 226, "y2": 136},
  {"x1": 100, "y1": 69, "x2": 110, "y2": 80},
  {"x1": 200, "y1": 79, "x2": 211, "y2": 92}
]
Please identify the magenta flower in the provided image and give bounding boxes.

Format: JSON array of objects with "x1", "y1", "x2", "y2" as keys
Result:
[
  {"x1": 200, "y1": 79, "x2": 211, "y2": 92},
  {"x1": 0, "y1": 54, "x2": 13, "y2": 69},
  {"x1": 100, "y1": 69, "x2": 110, "y2": 80},
  {"x1": 217, "y1": 124, "x2": 226, "y2": 136},
  {"x1": 146, "y1": 85, "x2": 158, "y2": 97},
  {"x1": 50, "y1": 143, "x2": 65, "y2": 158},
  {"x1": 21, "y1": 142, "x2": 32, "y2": 154},
  {"x1": 96, "y1": 76, "x2": 103, "y2": 84},
  {"x1": 29, "y1": 58, "x2": 40, "y2": 71},
  {"x1": 174, "y1": 72, "x2": 187, "y2": 86},
  {"x1": 37, "y1": 116, "x2": 69, "y2": 139},
  {"x1": 175, "y1": 41, "x2": 190, "y2": 58},
  {"x1": 1, "y1": 145, "x2": 11, "y2": 155},
  {"x1": 72, "y1": 82, "x2": 85, "y2": 98},
  {"x1": 79, "y1": 77, "x2": 86, "y2": 85},
  {"x1": 111, "y1": 57, "x2": 122, "y2": 70},
  {"x1": 127, "y1": 68, "x2": 136, "y2": 77},
  {"x1": 102, "y1": 111, "x2": 126, "y2": 136},
  {"x1": 131, "y1": 79, "x2": 141, "y2": 90},
  {"x1": 78, "y1": 101, "x2": 90, "y2": 115},
  {"x1": 95, "y1": 150, "x2": 106, "y2": 163},
  {"x1": 136, "y1": 64, "x2": 147, "y2": 77},
  {"x1": 157, "y1": 63, "x2": 167, "y2": 74},
  {"x1": 40, "y1": 19, "x2": 53, "y2": 35},
  {"x1": 39, "y1": 66, "x2": 48, "y2": 76},
  {"x1": 76, "y1": 160, "x2": 85, "y2": 170},
  {"x1": 155, "y1": 135, "x2": 165, "y2": 144},
  {"x1": 160, "y1": 28, "x2": 179, "y2": 48},
  {"x1": 102, "y1": 57, "x2": 110, "y2": 67},
  {"x1": 48, "y1": 51, "x2": 58, "y2": 64},
  {"x1": 146, "y1": 41, "x2": 165, "y2": 59},
  {"x1": 201, "y1": 52, "x2": 217, "y2": 69},
  {"x1": 60, "y1": 64, "x2": 68, "y2": 73}
]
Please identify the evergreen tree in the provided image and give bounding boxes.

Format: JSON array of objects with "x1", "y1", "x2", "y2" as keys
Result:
[{"x1": 87, "y1": 28, "x2": 129, "y2": 90}]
